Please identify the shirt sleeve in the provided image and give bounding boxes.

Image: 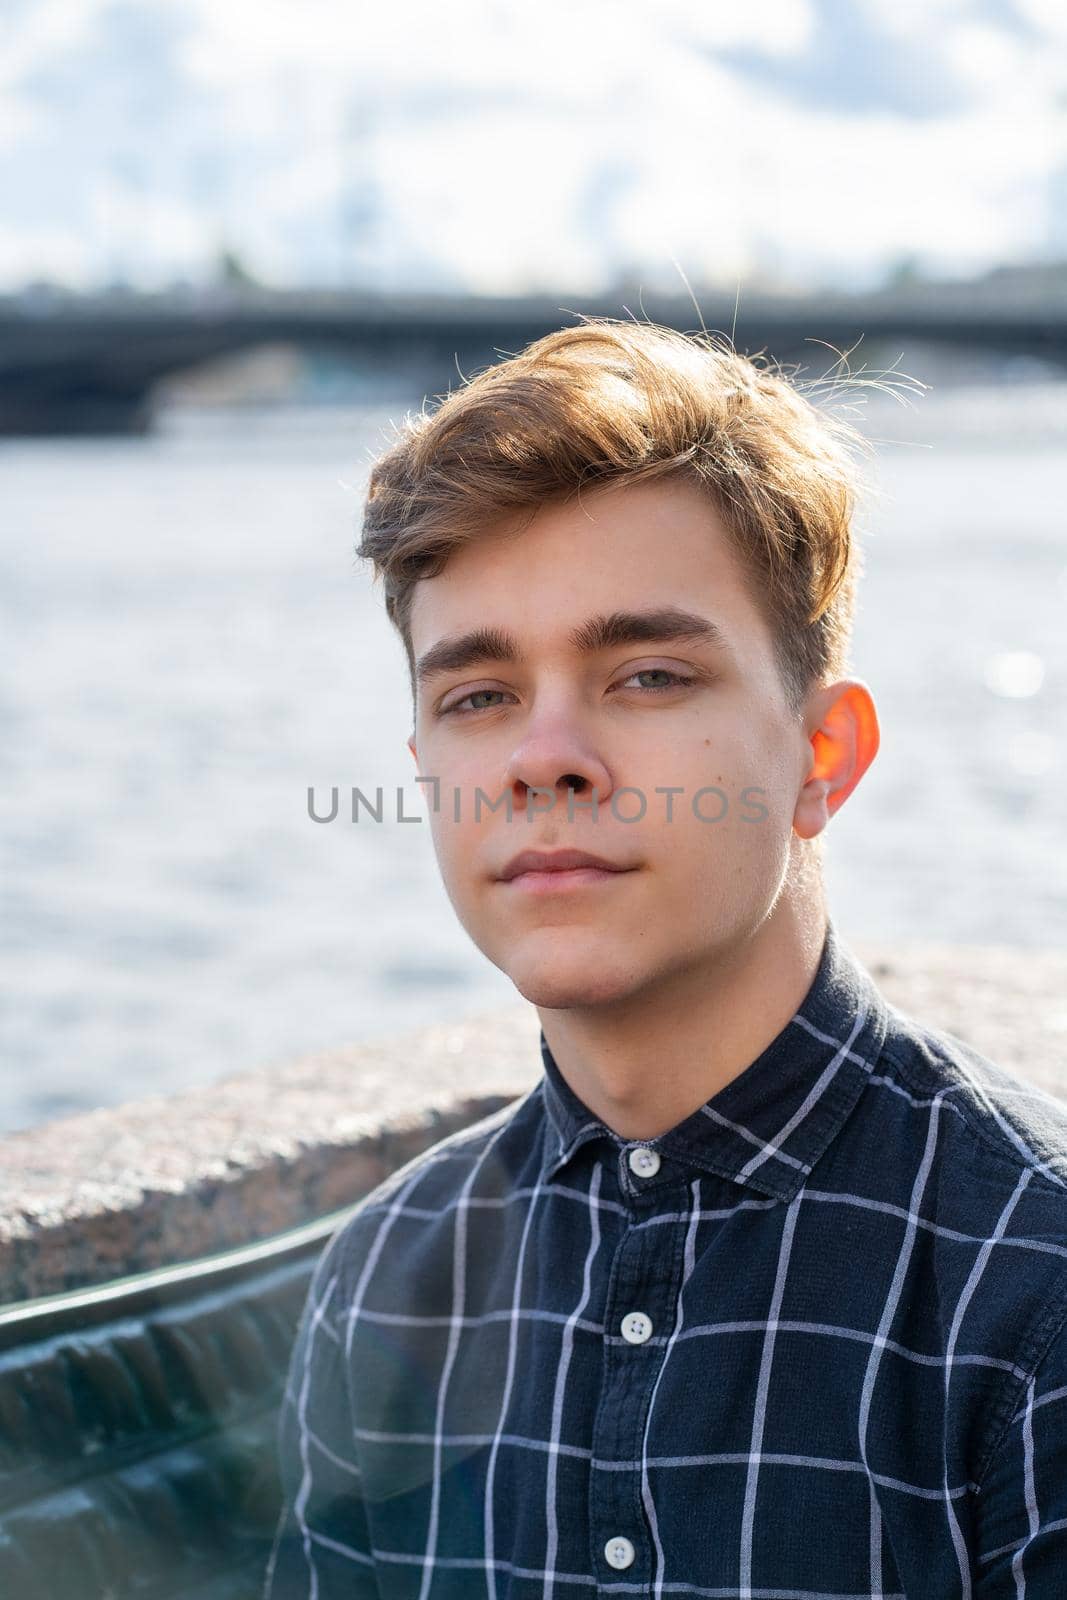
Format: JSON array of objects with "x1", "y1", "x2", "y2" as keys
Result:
[
  {"x1": 263, "y1": 1236, "x2": 381, "y2": 1599},
  {"x1": 973, "y1": 1309, "x2": 1067, "y2": 1595}
]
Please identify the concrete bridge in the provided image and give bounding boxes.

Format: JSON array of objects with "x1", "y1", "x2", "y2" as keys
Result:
[{"x1": 2, "y1": 285, "x2": 1065, "y2": 434}]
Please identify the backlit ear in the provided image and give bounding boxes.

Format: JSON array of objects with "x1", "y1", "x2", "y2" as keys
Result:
[
  {"x1": 407, "y1": 732, "x2": 418, "y2": 764},
  {"x1": 793, "y1": 679, "x2": 880, "y2": 842}
]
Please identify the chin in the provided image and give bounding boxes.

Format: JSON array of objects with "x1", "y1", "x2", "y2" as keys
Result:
[{"x1": 496, "y1": 941, "x2": 650, "y2": 1011}]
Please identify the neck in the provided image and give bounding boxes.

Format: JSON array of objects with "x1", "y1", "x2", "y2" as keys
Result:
[{"x1": 535, "y1": 867, "x2": 829, "y2": 1143}]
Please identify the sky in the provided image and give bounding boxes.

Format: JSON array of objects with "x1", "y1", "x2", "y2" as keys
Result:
[{"x1": 2, "y1": 0, "x2": 1066, "y2": 294}]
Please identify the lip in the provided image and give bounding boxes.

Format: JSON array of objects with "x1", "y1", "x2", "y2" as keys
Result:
[{"x1": 497, "y1": 849, "x2": 637, "y2": 887}]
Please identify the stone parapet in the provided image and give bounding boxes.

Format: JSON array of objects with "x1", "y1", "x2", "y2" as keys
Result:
[{"x1": 2, "y1": 939, "x2": 1065, "y2": 1303}]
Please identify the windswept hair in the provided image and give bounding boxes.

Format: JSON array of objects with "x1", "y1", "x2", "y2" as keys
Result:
[{"x1": 356, "y1": 317, "x2": 882, "y2": 718}]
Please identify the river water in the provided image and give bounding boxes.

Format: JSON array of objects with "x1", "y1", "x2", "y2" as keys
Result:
[{"x1": 3, "y1": 360, "x2": 1066, "y2": 1131}]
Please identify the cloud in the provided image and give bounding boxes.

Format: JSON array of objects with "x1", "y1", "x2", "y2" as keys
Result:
[
  {"x1": 0, "y1": 0, "x2": 110, "y2": 89},
  {"x1": 1, "y1": 0, "x2": 1065, "y2": 293},
  {"x1": 712, "y1": 0, "x2": 978, "y2": 117}
]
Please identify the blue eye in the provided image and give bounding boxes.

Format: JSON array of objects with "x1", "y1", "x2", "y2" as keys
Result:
[
  {"x1": 440, "y1": 688, "x2": 512, "y2": 716},
  {"x1": 621, "y1": 669, "x2": 696, "y2": 693}
]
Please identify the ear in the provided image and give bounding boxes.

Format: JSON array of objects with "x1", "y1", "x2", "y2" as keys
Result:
[
  {"x1": 407, "y1": 731, "x2": 418, "y2": 765},
  {"x1": 793, "y1": 679, "x2": 880, "y2": 843}
]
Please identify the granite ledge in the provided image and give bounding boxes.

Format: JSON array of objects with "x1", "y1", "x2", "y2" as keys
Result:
[{"x1": 2, "y1": 937, "x2": 1066, "y2": 1303}]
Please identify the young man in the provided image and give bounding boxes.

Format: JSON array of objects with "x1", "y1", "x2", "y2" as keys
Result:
[{"x1": 266, "y1": 321, "x2": 1067, "y2": 1598}]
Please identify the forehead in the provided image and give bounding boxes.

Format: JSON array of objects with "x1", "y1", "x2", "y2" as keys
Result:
[{"x1": 407, "y1": 475, "x2": 774, "y2": 661}]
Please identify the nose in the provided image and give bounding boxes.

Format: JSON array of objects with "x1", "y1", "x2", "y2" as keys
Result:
[{"x1": 500, "y1": 710, "x2": 615, "y2": 821}]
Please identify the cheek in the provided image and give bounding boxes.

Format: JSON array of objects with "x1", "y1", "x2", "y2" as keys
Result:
[
  {"x1": 714, "y1": 712, "x2": 797, "y2": 807},
  {"x1": 422, "y1": 733, "x2": 502, "y2": 804},
  {"x1": 429, "y1": 802, "x2": 474, "y2": 858},
  {"x1": 426, "y1": 787, "x2": 500, "y2": 900},
  {"x1": 628, "y1": 718, "x2": 758, "y2": 810},
  {"x1": 636, "y1": 740, "x2": 796, "y2": 869},
  {"x1": 427, "y1": 817, "x2": 478, "y2": 918}
]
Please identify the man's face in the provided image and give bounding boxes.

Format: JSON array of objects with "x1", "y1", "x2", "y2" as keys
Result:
[{"x1": 406, "y1": 473, "x2": 831, "y2": 1010}]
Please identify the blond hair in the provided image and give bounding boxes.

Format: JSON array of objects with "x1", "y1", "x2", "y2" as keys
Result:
[{"x1": 356, "y1": 317, "x2": 872, "y2": 720}]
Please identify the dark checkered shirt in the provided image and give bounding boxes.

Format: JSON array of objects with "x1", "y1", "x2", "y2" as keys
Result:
[{"x1": 265, "y1": 917, "x2": 1067, "y2": 1598}]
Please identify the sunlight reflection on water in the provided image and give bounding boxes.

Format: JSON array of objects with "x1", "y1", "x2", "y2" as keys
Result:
[{"x1": 2, "y1": 372, "x2": 1065, "y2": 1129}]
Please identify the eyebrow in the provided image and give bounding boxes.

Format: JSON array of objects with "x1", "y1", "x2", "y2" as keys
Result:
[{"x1": 414, "y1": 606, "x2": 735, "y2": 689}]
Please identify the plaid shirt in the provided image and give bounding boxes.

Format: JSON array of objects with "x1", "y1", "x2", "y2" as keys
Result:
[{"x1": 265, "y1": 918, "x2": 1067, "y2": 1598}]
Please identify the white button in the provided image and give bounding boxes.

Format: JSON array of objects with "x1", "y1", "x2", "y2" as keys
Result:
[
  {"x1": 604, "y1": 1535, "x2": 636, "y2": 1569},
  {"x1": 628, "y1": 1144, "x2": 661, "y2": 1177},
  {"x1": 621, "y1": 1311, "x2": 653, "y2": 1344}
]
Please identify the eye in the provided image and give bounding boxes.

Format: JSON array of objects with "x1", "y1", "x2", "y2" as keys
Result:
[
  {"x1": 438, "y1": 687, "x2": 515, "y2": 716},
  {"x1": 615, "y1": 668, "x2": 697, "y2": 694}
]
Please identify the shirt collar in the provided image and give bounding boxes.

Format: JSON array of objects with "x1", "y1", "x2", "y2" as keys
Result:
[{"x1": 537, "y1": 916, "x2": 889, "y2": 1203}]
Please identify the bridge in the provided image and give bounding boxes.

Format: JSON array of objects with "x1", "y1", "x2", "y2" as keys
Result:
[{"x1": 2, "y1": 284, "x2": 1065, "y2": 434}]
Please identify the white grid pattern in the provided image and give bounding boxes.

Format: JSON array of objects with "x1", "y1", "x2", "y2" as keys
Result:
[{"x1": 266, "y1": 921, "x2": 1067, "y2": 1597}]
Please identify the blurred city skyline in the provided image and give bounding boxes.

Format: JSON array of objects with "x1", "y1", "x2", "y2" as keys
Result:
[{"x1": 3, "y1": 0, "x2": 1067, "y2": 297}]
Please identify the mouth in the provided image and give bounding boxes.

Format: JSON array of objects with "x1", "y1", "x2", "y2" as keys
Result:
[
  {"x1": 495, "y1": 849, "x2": 639, "y2": 895},
  {"x1": 501, "y1": 863, "x2": 636, "y2": 895}
]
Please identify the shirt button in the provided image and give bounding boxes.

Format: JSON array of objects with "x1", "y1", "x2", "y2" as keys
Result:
[
  {"x1": 621, "y1": 1311, "x2": 653, "y2": 1344},
  {"x1": 604, "y1": 1535, "x2": 636, "y2": 1569},
  {"x1": 628, "y1": 1144, "x2": 661, "y2": 1177}
]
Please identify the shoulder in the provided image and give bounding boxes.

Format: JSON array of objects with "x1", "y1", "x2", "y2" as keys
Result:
[
  {"x1": 309, "y1": 1083, "x2": 546, "y2": 1312},
  {"x1": 877, "y1": 997, "x2": 1067, "y2": 1193},
  {"x1": 873, "y1": 998, "x2": 1067, "y2": 1362}
]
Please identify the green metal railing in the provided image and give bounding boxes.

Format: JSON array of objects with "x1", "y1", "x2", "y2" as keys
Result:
[{"x1": 0, "y1": 1207, "x2": 354, "y2": 1600}]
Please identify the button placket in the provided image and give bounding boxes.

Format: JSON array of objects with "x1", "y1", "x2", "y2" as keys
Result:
[{"x1": 590, "y1": 1159, "x2": 686, "y2": 1588}]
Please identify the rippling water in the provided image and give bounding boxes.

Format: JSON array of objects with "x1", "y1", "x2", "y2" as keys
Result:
[{"x1": 2, "y1": 366, "x2": 1066, "y2": 1131}]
